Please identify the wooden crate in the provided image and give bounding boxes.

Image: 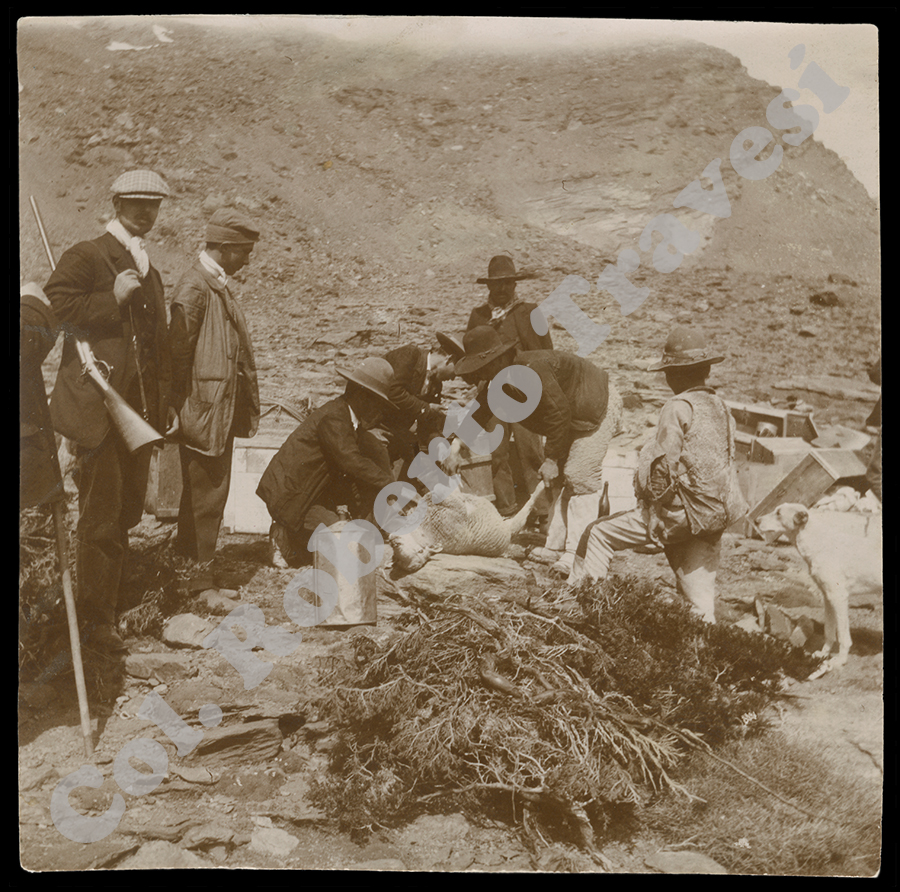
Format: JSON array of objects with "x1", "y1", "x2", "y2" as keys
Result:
[
  {"x1": 726, "y1": 400, "x2": 818, "y2": 459},
  {"x1": 748, "y1": 437, "x2": 814, "y2": 466},
  {"x1": 603, "y1": 447, "x2": 638, "y2": 514},
  {"x1": 223, "y1": 433, "x2": 290, "y2": 534},
  {"x1": 744, "y1": 448, "x2": 868, "y2": 534}
]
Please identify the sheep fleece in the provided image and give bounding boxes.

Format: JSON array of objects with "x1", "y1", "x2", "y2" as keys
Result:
[{"x1": 412, "y1": 490, "x2": 517, "y2": 556}]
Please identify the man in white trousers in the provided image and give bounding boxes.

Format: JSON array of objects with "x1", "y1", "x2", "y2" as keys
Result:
[{"x1": 569, "y1": 327, "x2": 747, "y2": 623}]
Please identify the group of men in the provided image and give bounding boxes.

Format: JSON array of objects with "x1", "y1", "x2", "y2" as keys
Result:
[
  {"x1": 21, "y1": 166, "x2": 760, "y2": 660},
  {"x1": 22, "y1": 169, "x2": 262, "y2": 654}
]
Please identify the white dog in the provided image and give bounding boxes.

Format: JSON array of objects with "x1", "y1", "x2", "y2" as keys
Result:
[{"x1": 757, "y1": 503, "x2": 883, "y2": 677}]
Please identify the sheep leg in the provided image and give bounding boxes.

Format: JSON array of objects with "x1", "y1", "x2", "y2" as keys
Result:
[{"x1": 502, "y1": 481, "x2": 547, "y2": 540}]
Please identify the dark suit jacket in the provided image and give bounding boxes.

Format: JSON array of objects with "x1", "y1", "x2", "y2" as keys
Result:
[
  {"x1": 45, "y1": 232, "x2": 171, "y2": 449},
  {"x1": 256, "y1": 397, "x2": 395, "y2": 532},
  {"x1": 466, "y1": 299, "x2": 553, "y2": 352},
  {"x1": 382, "y1": 344, "x2": 445, "y2": 433}
]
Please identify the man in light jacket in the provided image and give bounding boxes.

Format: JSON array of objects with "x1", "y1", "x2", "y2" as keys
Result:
[
  {"x1": 169, "y1": 208, "x2": 261, "y2": 596},
  {"x1": 569, "y1": 327, "x2": 747, "y2": 623}
]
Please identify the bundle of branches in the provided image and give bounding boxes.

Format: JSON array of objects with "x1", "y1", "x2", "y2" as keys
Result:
[
  {"x1": 117, "y1": 534, "x2": 194, "y2": 639},
  {"x1": 19, "y1": 512, "x2": 190, "y2": 690},
  {"x1": 19, "y1": 508, "x2": 68, "y2": 679},
  {"x1": 310, "y1": 574, "x2": 821, "y2": 857}
]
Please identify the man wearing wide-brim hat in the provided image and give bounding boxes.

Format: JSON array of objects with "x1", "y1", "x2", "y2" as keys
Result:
[
  {"x1": 455, "y1": 326, "x2": 622, "y2": 576},
  {"x1": 44, "y1": 168, "x2": 174, "y2": 654},
  {"x1": 466, "y1": 255, "x2": 552, "y2": 519},
  {"x1": 168, "y1": 208, "x2": 262, "y2": 597},
  {"x1": 570, "y1": 327, "x2": 748, "y2": 623},
  {"x1": 256, "y1": 358, "x2": 398, "y2": 568}
]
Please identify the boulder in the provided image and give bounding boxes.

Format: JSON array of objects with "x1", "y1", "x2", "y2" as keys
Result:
[
  {"x1": 163, "y1": 614, "x2": 216, "y2": 649},
  {"x1": 126, "y1": 652, "x2": 197, "y2": 683},
  {"x1": 114, "y1": 840, "x2": 208, "y2": 870},
  {"x1": 249, "y1": 825, "x2": 300, "y2": 858},
  {"x1": 190, "y1": 718, "x2": 283, "y2": 768},
  {"x1": 396, "y1": 554, "x2": 528, "y2": 601},
  {"x1": 181, "y1": 822, "x2": 235, "y2": 850}
]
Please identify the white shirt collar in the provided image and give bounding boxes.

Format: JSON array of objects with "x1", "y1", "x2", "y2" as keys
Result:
[
  {"x1": 347, "y1": 403, "x2": 359, "y2": 430},
  {"x1": 199, "y1": 250, "x2": 229, "y2": 288}
]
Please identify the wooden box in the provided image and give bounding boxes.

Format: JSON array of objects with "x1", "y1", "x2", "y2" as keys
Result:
[
  {"x1": 223, "y1": 433, "x2": 290, "y2": 534},
  {"x1": 744, "y1": 448, "x2": 868, "y2": 535},
  {"x1": 726, "y1": 400, "x2": 819, "y2": 458},
  {"x1": 603, "y1": 448, "x2": 639, "y2": 515},
  {"x1": 748, "y1": 437, "x2": 814, "y2": 466}
]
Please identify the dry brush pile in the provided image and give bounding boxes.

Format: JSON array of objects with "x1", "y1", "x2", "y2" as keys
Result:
[{"x1": 310, "y1": 575, "x2": 822, "y2": 860}]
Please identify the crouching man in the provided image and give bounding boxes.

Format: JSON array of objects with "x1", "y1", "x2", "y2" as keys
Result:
[
  {"x1": 569, "y1": 327, "x2": 747, "y2": 623},
  {"x1": 256, "y1": 358, "x2": 398, "y2": 568}
]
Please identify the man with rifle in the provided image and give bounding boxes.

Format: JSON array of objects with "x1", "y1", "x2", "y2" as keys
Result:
[{"x1": 45, "y1": 169, "x2": 174, "y2": 654}]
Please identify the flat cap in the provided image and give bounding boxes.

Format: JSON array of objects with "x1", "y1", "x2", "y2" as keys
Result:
[
  {"x1": 110, "y1": 169, "x2": 170, "y2": 199},
  {"x1": 206, "y1": 207, "x2": 260, "y2": 245}
]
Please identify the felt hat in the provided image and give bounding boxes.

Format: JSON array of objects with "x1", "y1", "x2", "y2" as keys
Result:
[
  {"x1": 110, "y1": 169, "x2": 170, "y2": 199},
  {"x1": 476, "y1": 254, "x2": 530, "y2": 284},
  {"x1": 336, "y1": 357, "x2": 397, "y2": 405},
  {"x1": 206, "y1": 208, "x2": 260, "y2": 245},
  {"x1": 648, "y1": 326, "x2": 725, "y2": 371},
  {"x1": 435, "y1": 330, "x2": 467, "y2": 361},
  {"x1": 454, "y1": 326, "x2": 518, "y2": 376}
]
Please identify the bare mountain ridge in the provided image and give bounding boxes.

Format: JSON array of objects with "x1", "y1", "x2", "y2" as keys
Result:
[{"x1": 18, "y1": 20, "x2": 880, "y2": 421}]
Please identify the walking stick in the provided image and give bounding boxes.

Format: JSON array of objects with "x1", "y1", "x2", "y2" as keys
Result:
[{"x1": 29, "y1": 195, "x2": 94, "y2": 758}]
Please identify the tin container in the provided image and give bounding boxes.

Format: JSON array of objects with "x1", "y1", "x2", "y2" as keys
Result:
[{"x1": 313, "y1": 520, "x2": 378, "y2": 627}]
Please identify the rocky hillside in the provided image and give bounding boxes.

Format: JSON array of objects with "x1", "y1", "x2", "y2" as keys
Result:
[{"x1": 18, "y1": 17, "x2": 880, "y2": 430}]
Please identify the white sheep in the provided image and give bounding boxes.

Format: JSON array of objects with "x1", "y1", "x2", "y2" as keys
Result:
[{"x1": 388, "y1": 480, "x2": 546, "y2": 573}]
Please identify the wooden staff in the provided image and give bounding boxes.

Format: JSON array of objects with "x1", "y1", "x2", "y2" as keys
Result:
[{"x1": 29, "y1": 195, "x2": 94, "y2": 759}]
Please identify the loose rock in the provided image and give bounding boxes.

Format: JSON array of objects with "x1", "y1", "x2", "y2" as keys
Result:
[
  {"x1": 249, "y1": 826, "x2": 300, "y2": 858},
  {"x1": 645, "y1": 851, "x2": 728, "y2": 874},
  {"x1": 126, "y1": 652, "x2": 197, "y2": 683},
  {"x1": 163, "y1": 613, "x2": 216, "y2": 649},
  {"x1": 114, "y1": 840, "x2": 208, "y2": 870}
]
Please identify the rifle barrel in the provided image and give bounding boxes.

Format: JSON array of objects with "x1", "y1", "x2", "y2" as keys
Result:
[{"x1": 29, "y1": 196, "x2": 57, "y2": 271}]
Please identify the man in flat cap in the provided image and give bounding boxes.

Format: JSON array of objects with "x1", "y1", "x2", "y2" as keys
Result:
[
  {"x1": 257, "y1": 358, "x2": 397, "y2": 568},
  {"x1": 467, "y1": 255, "x2": 551, "y2": 519},
  {"x1": 570, "y1": 328, "x2": 747, "y2": 623},
  {"x1": 169, "y1": 208, "x2": 262, "y2": 597},
  {"x1": 44, "y1": 169, "x2": 173, "y2": 653}
]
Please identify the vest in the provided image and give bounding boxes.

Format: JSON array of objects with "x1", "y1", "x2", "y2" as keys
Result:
[{"x1": 637, "y1": 389, "x2": 747, "y2": 539}]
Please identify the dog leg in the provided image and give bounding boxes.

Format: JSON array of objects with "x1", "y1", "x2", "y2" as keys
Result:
[{"x1": 813, "y1": 568, "x2": 851, "y2": 667}]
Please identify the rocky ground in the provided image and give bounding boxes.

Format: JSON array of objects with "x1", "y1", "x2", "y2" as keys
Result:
[{"x1": 18, "y1": 17, "x2": 881, "y2": 875}]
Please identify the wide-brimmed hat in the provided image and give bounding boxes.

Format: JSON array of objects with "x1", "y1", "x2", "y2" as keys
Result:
[
  {"x1": 435, "y1": 330, "x2": 466, "y2": 361},
  {"x1": 336, "y1": 357, "x2": 397, "y2": 405},
  {"x1": 454, "y1": 326, "x2": 518, "y2": 376},
  {"x1": 648, "y1": 326, "x2": 725, "y2": 371},
  {"x1": 206, "y1": 208, "x2": 260, "y2": 245},
  {"x1": 110, "y1": 169, "x2": 170, "y2": 199},
  {"x1": 476, "y1": 254, "x2": 531, "y2": 284}
]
